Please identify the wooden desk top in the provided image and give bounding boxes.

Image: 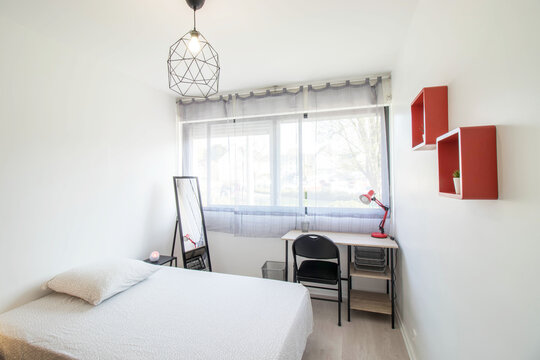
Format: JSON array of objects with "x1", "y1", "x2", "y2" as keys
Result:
[{"x1": 281, "y1": 230, "x2": 398, "y2": 249}]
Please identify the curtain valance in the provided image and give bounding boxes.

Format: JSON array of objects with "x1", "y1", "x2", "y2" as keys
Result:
[{"x1": 178, "y1": 77, "x2": 389, "y2": 124}]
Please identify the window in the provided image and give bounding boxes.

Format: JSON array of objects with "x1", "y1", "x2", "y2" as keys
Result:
[
  {"x1": 183, "y1": 108, "x2": 388, "y2": 214},
  {"x1": 179, "y1": 79, "x2": 390, "y2": 237}
]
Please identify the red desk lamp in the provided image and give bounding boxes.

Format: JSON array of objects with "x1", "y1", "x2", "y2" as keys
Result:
[{"x1": 359, "y1": 190, "x2": 389, "y2": 239}]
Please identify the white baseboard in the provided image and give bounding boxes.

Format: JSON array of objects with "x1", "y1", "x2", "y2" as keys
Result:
[{"x1": 396, "y1": 309, "x2": 418, "y2": 360}]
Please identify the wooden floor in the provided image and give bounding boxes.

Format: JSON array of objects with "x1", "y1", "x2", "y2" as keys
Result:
[{"x1": 302, "y1": 300, "x2": 409, "y2": 360}]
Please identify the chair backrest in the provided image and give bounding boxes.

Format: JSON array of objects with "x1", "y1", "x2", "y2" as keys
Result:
[{"x1": 292, "y1": 234, "x2": 339, "y2": 260}]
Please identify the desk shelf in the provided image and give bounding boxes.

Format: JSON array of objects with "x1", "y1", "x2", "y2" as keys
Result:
[
  {"x1": 350, "y1": 290, "x2": 392, "y2": 315},
  {"x1": 350, "y1": 263, "x2": 390, "y2": 280}
]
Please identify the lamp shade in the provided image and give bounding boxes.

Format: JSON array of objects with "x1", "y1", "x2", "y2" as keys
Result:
[
  {"x1": 167, "y1": 30, "x2": 220, "y2": 98},
  {"x1": 359, "y1": 190, "x2": 375, "y2": 205},
  {"x1": 167, "y1": 0, "x2": 220, "y2": 98}
]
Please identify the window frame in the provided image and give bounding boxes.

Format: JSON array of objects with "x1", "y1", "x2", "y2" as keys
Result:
[{"x1": 182, "y1": 108, "x2": 390, "y2": 217}]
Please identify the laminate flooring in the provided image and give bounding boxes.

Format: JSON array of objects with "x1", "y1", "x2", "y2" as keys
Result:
[{"x1": 302, "y1": 300, "x2": 409, "y2": 360}]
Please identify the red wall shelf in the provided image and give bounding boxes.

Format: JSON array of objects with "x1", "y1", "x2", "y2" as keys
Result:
[
  {"x1": 437, "y1": 126, "x2": 498, "y2": 199},
  {"x1": 411, "y1": 86, "x2": 448, "y2": 150}
]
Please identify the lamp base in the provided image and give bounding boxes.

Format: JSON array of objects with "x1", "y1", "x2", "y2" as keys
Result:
[{"x1": 371, "y1": 232, "x2": 388, "y2": 239}]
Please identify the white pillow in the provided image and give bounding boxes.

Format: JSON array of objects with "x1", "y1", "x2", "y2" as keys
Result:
[{"x1": 47, "y1": 259, "x2": 159, "y2": 305}]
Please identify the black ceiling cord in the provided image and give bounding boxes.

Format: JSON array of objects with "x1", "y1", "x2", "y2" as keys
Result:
[{"x1": 186, "y1": 0, "x2": 204, "y2": 30}]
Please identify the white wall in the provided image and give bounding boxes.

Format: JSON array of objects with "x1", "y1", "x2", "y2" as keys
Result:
[
  {"x1": 0, "y1": 15, "x2": 177, "y2": 313},
  {"x1": 391, "y1": 0, "x2": 540, "y2": 359}
]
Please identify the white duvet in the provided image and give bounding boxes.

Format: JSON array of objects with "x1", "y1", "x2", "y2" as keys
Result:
[{"x1": 0, "y1": 267, "x2": 313, "y2": 360}]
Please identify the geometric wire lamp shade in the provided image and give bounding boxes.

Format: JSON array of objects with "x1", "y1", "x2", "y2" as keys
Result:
[{"x1": 167, "y1": 30, "x2": 220, "y2": 98}]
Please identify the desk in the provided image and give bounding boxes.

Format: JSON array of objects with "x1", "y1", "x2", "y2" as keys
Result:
[{"x1": 281, "y1": 230, "x2": 398, "y2": 328}]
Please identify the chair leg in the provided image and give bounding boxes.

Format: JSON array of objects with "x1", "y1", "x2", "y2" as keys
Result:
[
  {"x1": 338, "y1": 278, "x2": 342, "y2": 326},
  {"x1": 338, "y1": 299, "x2": 342, "y2": 326}
]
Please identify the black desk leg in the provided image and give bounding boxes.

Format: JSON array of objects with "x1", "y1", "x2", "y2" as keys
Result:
[
  {"x1": 386, "y1": 248, "x2": 389, "y2": 294},
  {"x1": 391, "y1": 248, "x2": 395, "y2": 329},
  {"x1": 347, "y1": 245, "x2": 351, "y2": 322},
  {"x1": 285, "y1": 241, "x2": 289, "y2": 282}
]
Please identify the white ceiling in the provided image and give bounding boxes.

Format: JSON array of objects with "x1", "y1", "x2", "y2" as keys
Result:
[{"x1": 0, "y1": 0, "x2": 419, "y2": 97}]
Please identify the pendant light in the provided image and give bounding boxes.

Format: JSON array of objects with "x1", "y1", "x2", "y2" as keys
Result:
[{"x1": 167, "y1": 0, "x2": 220, "y2": 98}]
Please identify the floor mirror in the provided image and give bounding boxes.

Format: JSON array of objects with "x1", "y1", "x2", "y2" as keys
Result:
[{"x1": 173, "y1": 176, "x2": 212, "y2": 271}]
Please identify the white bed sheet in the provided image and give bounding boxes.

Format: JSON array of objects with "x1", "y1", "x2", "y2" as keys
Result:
[{"x1": 0, "y1": 267, "x2": 313, "y2": 360}]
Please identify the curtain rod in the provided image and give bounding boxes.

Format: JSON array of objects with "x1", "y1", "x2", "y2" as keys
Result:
[
  {"x1": 181, "y1": 104, "x2": 389, "y2": 124},
  {"x1": 176, "y1": 73, "x2": 391, "y2": 104}
]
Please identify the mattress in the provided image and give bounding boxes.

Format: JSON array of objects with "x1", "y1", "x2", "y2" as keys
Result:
[{"x1": 0, "y1": 267, "x2": 313, "y2": 360}]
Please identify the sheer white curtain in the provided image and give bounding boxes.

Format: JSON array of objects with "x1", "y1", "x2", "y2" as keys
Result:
[{"x1": 180, "y1": 79, "x2": 390, "y2": 237}]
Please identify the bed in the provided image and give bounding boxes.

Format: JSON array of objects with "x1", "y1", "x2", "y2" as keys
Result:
[{"x1": 0, "y1": 266, "x2": 313, "y2": 360}]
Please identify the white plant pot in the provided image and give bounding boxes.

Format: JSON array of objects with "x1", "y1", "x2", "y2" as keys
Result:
[{"x1": 453, "y1": 177, "x2": 461, "y2": 195}]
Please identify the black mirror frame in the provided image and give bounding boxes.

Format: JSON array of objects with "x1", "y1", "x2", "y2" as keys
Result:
[{"x1": 173, "y1": 176, "x2": 212, "y2": 272}]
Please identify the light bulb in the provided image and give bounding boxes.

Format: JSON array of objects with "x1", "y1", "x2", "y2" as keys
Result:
[
  {"x1": 188, "y1": 30, "x2": 201, "y2": 54},
  {"x1": 359, "y1": 194, "x2": 371, "y2": 205}
]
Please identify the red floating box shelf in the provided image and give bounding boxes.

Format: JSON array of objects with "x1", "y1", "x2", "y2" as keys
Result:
[
  {"x1": 411, "y1": 86, "x2": 448, "y2": 150},
  {"x1": 437, "y1": 126, "x2": 498, "y2": 199}
]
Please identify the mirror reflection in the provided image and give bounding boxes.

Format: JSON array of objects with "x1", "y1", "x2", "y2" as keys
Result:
[{"x1": 173, "y1": 176, "x2": 212, "y2": 271}]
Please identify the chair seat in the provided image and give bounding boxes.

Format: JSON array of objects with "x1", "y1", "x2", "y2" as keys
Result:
[{"x1": 297, "y1": 260, "x2": 339, "y2": 285}]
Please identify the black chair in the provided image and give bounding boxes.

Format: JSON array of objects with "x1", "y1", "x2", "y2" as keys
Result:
[{"x1": 292, "y1": 234, "x2": 342, "y2": 326}]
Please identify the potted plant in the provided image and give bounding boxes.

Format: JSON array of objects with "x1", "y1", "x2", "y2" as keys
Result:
[{"x1": 453, "y1": 169, "x2": 461, "y2": 195}]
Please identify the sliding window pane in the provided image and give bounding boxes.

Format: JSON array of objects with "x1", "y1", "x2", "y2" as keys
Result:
[
  {"x1": 184, "y1": 123, "x2": 208, "y2": 205},
  {"x1": 279, "y1": 119, "x2": 300, "y2": 207},
  {"x1": 248, "y1": 132, "x2": 271, "y2": 205},
  {"x1": 302, "y1": 111, "x2": 383, "y2": 209},
  {"x1": 208, "y1": 133, "x2": 233, "y2": 206},
  {"x1": 208, "y1": 121, "x2": 271, "y2": 206}
]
